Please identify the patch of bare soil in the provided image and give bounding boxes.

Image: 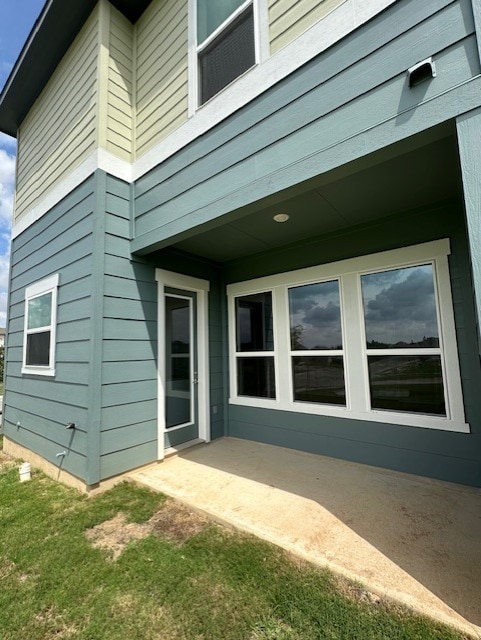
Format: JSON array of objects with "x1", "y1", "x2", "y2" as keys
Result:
[
  {"x1": 0, "y1": 449, "x2": 16, "y2": 471},
  {"x1": 332, "y1": 574, "x2": 383, "y2": 606},
  {"x1": 149, "y1": 500, "x2": 209, "y2": 544},
  {"x1": 85, "y1": 499, "x2": 209, "y2": 560}
]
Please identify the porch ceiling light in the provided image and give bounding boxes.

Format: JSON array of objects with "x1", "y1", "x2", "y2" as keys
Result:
[{"x1": 273, "y1": 213, "x2": 290, "y2": 223}]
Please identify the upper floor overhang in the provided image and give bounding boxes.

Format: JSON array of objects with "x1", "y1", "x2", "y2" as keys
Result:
[{"x1": 0, "y1": 0, "x2": 150, "y2": 137}]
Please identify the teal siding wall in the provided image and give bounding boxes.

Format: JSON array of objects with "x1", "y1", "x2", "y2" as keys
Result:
[
  {"x1": 225, "y1": 201, "x2": 481, "y2": 487},
  {"x1": 99, "y1": 175, "x2": 158, "y2": 480},
  {"x1": 3, "y1": 177, "x2": 96, "y2": 480},
  {"x1": 132, "y1": 0, "x2": 481, "y2": 254},
  {"x1": 98, "y1": 178, "x2": 226, "y2": 481}
]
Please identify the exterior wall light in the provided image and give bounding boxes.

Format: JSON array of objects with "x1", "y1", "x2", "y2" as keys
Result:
[{"x1": 273, "y1": 213, "x2": 290, "y2": 223}]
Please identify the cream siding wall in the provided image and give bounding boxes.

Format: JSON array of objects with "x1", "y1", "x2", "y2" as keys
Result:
[
  {"x1": 107, "y1": 6, "x2": 134, "y2": 161},
  {"x1": 135, "y1": 0, "x2": 189, "y2": 158},
  {"x1": 14, "y1": 7, "x2": 101, "y2": 223},
  {"x1": 269, "y1": 0, "x2": 346, "y2": 53}
]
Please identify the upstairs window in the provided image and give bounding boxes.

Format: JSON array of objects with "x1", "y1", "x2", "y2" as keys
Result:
[
  {"x1": 196, "y1": 0, "x2": 256, "y2": 105},
  {"x1": 22, "y1": 274, "x2": 59, "y2": 376}
]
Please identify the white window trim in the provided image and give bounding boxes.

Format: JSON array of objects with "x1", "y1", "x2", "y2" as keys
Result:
[
  {"x1": 188, "y1": 0, "x2": 268, "y2": 116},
  {"x1": 22, "y1": 273, "x2": 59, "y2": 377},
  {"x1": 227, "y1": 240, "x2": 469, "y2": 433}
]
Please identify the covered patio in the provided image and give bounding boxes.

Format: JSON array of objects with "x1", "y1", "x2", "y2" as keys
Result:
[{"x1": 130, "y1": 437, "x2": 481, "y2": 638}]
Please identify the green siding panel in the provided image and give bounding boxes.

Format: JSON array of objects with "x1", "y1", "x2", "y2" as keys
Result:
[
  {"x1": 101, "y1": 421, "x2": 157, "y2": 455},
  {"x1": 100, "y1": 441, "x2": 157, "y2": 479},
  {"x1": 4, "y1": 177, "x2": 96, "y2": 482},
  {"x1": 98, "y1": 174, "x2": 159, "y2": 480},
  {"x1": 101, "y1": 399, "x2": 157, "y2": 430}
]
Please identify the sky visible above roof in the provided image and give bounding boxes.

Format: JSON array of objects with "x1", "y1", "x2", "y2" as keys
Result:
[{"x1": 0, "y1": 0, "x2": 44, "y2": 326}]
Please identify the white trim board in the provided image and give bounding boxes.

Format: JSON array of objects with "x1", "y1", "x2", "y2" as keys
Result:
[
  {"x1": 11, "y1": 0, "x2": 396, "y2": 239},
  {"x1": 12, "y1": 149, "x2": 132, "y2": 239}
]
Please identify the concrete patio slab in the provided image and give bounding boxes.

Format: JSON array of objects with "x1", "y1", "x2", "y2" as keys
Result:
[{"x1": 130, "y1": 437, "x2": 481, "y2": 638}]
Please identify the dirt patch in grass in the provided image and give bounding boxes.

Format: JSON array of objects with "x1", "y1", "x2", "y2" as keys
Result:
[
  {"x1": 86, "y1": 499, "x2": 209, "y2": 560},
  {"x1": 0, "y1": 448, "x2": 16, "y2": 470},
  {"x1": 333, "y1": 574, "x2": 383, "y2": 606},
  {"x1": 149, "y1": 500, "x2": 209, "y2": 544},
  {"x1": 32, "y1": 605, "x2": 78, "y2": 639}
]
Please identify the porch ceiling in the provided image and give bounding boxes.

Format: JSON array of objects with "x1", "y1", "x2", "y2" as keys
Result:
[{"x1": 173, "y1": 130, "x2": 462, "y2": 263}]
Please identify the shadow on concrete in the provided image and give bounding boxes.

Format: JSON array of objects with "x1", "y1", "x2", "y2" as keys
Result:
[{"x1": 150, "y1": 438, "x2": 481, "y2": 633}]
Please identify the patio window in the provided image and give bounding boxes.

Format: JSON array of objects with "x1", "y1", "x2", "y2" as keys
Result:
[
  {"x1": 22, "y1": 274, "x2": 59, "y2": 376},
  {"x1": 227, "y1": 240, "x2": 469, "y2": 433},
  {"x1": 361, "y1": 264, "x2": 445, "y2": 416},
  {"x1": 235, "y1": 292, "x2": 276, "y2": 398},
  {"x1": 195, "y1": 0, "x2": 257, "y2": 105},
  {"x1": 289, "y1": 280, "x2": 346, "y2": 406}
]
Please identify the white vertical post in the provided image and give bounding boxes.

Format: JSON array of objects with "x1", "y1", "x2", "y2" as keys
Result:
[{"x1": 456, "y1": 108, "x2": 481, "y2": 355}]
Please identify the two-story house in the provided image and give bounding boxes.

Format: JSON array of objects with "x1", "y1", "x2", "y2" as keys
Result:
[{"x1": 0, "y1": 0, "x2": 480, "y2": 492}]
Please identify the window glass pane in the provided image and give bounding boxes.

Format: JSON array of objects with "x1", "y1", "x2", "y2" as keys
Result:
[
  {"x1": 165, "y1": 296, "x2": 192, "y2": 429},
  {"x1": 361, "y1": 265, "x2": 439, "y2": 349},
  {"x1": 26, "y1": 331, "x2": 50, "y2": 366},
  {"x1": 368, "y1": 355, "x2": 445, "y2": 415},
  {"x1": 27, "y1": 293, "x2": 52, "y2": 330},
  {"x1": 236, "y1": 292, "x2": 273, "y2": 352},
  {"x1": 199, "y1": 7, "x2": 255, "y2": 104},
  {"x1": 289, "y1": 281, "x2": 342, "y2": 350},
  {"x1": 237, "y1": 357, "x2": 275, "y2": 398},
  {"x1": 197, "y1": 0, "x2": 247, "y2": 42},
  {"x1": 292, "y1": 356, "x2": 345, "y2": 406}
]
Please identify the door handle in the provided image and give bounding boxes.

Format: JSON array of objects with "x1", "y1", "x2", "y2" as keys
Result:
[{"x1": 193, "y1": 371, "x2": 198, "y2": 385}]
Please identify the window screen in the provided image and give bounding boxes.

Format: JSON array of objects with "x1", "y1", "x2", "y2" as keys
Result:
[{"x1": 199, "y1": 6, "x2": 255, "y2": 104}]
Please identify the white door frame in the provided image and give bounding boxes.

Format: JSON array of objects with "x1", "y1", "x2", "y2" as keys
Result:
[{"x1": 155, "y1": 269, "x2": 210, "y2": 460}]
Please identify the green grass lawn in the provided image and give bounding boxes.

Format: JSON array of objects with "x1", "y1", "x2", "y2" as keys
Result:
[{"x1": 0, "y1": 449, "x2": 468, "y2": 640}]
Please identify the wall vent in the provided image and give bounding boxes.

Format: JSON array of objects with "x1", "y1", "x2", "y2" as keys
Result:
[{"x1": 408, "y1": 58, "x2": 436, "y2": 88}]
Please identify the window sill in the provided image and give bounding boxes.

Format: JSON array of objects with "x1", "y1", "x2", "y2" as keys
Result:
[
  {"x1": 21, "y1": 367, "x2": 56, "y2": 377},
  {"x1": 228, "y1": 397, "x2": 470, "y2": 433}
]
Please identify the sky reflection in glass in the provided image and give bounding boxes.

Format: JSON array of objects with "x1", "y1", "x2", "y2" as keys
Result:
[
  {"x1": 361, "y1": 265, "x2": 439, "y2": 349},
  {"x1": 289, "y1": 281, "x2": 342, "y2": 350}
]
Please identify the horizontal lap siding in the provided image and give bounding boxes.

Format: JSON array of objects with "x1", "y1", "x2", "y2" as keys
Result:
[
  {"x1": 269, "y1": 0, "x2": 346, "y2": 53},
  {"x1": 3, "y1": 177, "x2": 97, "y2": 481},
  {"x1": 14, "y1": 8, "x2": 100, "y2": 224},
  {"x1": 227, "y1": 204, "x2": 481, "y2": 487},
  {"x1": 133, "y1": 0, "x2": 479, "y2": 248},
  {"x1": 107, "y1": 7, "x2": 134, "y2": 162},
  {"x1": 100, "y1": 175, "x2": 158, "y2": 478},
  {"x1": 135, "y1": 0, "x2": 188, "y2": 159}
]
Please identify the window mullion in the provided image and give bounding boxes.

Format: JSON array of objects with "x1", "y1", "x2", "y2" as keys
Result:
[
  {"x1": 341, "y1": 273, "x2": 369, "y2": 413},
  {"x1": 274, "y1": 286, "x2": 290, "y2": 403}
]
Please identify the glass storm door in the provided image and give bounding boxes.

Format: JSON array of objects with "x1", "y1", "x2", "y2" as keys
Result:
[{"x1": 164, "y1": 288, "x2": 198, "y2": 448}]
